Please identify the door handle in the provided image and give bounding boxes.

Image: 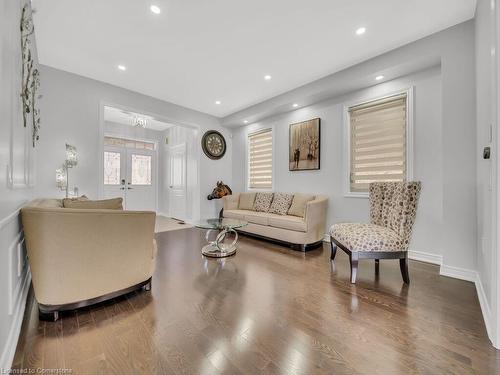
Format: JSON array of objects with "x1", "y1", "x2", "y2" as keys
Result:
[
  {"x1": 120, "y1": 187, "x2": 125, "y2": 190},
  {"x1": 127, "y1": 187, "x2": 133, "y2": 190}
]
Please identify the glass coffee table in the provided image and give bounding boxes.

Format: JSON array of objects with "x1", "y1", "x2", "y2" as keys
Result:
[{"x1": 193, "y1": 218, "x2": 248, "y2": 258}]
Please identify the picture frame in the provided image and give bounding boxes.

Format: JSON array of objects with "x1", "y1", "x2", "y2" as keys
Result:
[{"x1": 289, "y1": 118, "x2": 321, "y2": 171}]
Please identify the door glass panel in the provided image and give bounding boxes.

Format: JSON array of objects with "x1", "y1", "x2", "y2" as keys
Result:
[
  {"x1": 104, "y1": 151, "x2": 121, "y2": 185},
  {"x1": 131, "y1": 154, "x2": 152, "y2": 185}
]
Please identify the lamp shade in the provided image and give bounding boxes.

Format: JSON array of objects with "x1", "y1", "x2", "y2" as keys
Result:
[{"x1": 65, "y1": 143, "x2": 78, "y2": 168}]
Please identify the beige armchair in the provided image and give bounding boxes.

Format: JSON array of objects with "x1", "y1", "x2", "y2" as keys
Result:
[
  {"x1": 21, "y1": 199, "x2": 157, "y2": 320},
  {"x1": 329, "y1": 182, "x2": 421, "y2": 284}
]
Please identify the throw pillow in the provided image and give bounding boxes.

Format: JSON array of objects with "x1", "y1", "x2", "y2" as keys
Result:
[
  {"x1": 238, "y1": 192, "x2": 256, "y2": 210},
  {"x1": 63, "y1": 197, "x2": 123, "y2": 210},
  {"x1": 268, "y1": 193, "x2": 294, "y2": 215},
  {"x1": 288, "y1": 193, "x2": 315, "y2": 217},
  {"x1": 61, "y1": 195, "x2": 88, "y2": 207},
  {"x1": 253, "y1": 192, "x2": 274, "y2": 212}
]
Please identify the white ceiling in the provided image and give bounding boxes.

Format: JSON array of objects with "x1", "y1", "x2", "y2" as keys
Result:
[
  {"x1": 104, "y1": 106, "x2": 174, "y2": 131},
  {"x1": 32, "y1": 0, "x2": 476, "y2": 118}
]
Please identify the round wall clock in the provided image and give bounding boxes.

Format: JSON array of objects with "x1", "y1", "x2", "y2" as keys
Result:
[{"x1": 201, "y1": 130, "x2": 226, "y2": 160}]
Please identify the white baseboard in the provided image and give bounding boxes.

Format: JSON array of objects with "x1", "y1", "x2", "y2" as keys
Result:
[
  {"x1": 0, "y1": 271, "x2": 31, "y2": 370},
  {"x1": 474, "y1": 272, "x2": 493, "y2": 344},
  {"x1": 440, "y1": 264, "x2": 476, "y2": 282},
  {"x1": 408, "y1": 250, "x2": 443, "y2": 266}
]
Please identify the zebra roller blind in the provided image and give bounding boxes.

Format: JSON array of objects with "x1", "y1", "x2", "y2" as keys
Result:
[
  {"x1": 349, "y1": 93, "x2": 407, "y2": 192},
  {"x1": 248, "y1": 129, "x2": 273, "y2": 189}
]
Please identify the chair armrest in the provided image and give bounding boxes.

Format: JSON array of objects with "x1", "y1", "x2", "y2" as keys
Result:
[
  {"x1": 222, "y1": 194, "x2": 240, "y2": 210},
  {"x1": 305, "y1": 196, "x2": 328, "y2": 239}
]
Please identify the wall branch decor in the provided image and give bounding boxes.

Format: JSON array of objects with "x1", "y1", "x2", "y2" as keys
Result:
[{"x1": 20, "y1": 4, "x2": 41, "y2": 147}]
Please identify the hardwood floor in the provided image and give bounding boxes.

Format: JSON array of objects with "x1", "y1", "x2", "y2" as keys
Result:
[{"x1": 12, "y1": 228, "x2": 500, "y2": 374}]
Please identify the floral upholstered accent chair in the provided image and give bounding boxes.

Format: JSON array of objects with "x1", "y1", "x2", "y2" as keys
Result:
[{"x1": 329, "y1": 182, "x2": 421, "y2": 284}]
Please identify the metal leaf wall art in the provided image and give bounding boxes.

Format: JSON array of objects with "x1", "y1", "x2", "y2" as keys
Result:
[{"x1": 20, "y1": 4, "x2": 41, "y2": 147}]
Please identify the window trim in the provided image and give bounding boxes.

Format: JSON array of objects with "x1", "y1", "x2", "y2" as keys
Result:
[
  {"x1": 246, "y1": 126, "x2": 275, "y2": 191},
  {"x1": 343, "y1": 87, "x2": 414, "y2": 198}
]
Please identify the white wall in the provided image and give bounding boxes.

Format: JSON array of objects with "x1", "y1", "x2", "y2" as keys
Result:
[
  {"x1": 37, "y1": 66, "x2": 232, "y2": 219},
  {"x1": 475, "y1": 0, "x2": 498, "y2": 347},
  {"x1": 233, "y1": 67, "x2": 443, "y2": 254},
  {"x1": 232, "y1": 21, "x2": 476, "y2": 274},
  {"x1": 0, "y1": 0, "x2": 36, "y2": 370}
]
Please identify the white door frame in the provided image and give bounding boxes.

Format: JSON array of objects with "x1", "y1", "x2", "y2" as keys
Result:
[{"x1": 98, "y1": 101, "x2": 201, "y2": 220}]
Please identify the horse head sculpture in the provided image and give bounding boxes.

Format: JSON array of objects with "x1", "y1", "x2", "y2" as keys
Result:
[{"x1": 207, "y1": 181, "x2": 232, "y2": 200}]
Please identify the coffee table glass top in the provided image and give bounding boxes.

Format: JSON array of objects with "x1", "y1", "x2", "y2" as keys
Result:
[{"x1": 193, "y1": 218, "x2": 248, "y2": 230}]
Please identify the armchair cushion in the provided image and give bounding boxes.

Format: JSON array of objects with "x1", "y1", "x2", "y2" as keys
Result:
[{"x1": 330, "y1": 223, "x2": 403, "y2": 252}]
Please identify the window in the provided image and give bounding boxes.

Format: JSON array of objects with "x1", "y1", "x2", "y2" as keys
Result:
[
  {"x1": 103, "y1": 151, "x2": 121, "y2": 185},
  {"x1": 248, "y1": 129, "x2": 273, "y2": 189},
  {"x1": 131, "y1": 154, "x2": 152, "y2": 185},
  {"x1": 104, "y1": 136, "x2": 155, "y2": 150},
  {"x1": 348, "y1": 92, "x2": 409, "y2": 193}
]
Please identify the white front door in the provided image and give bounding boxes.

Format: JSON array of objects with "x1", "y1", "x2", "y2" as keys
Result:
[
  {"x1": 168, "y1": 143, "x2": 187, "y2": 220},
  {"x1": 125, "y1": 148, "x2": 156, "y2": 211},
  {"x1": 103, "y1": 146, "x2": 156, "y2": 211}
]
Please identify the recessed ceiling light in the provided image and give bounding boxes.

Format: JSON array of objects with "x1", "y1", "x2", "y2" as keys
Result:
[
  {"x1": 264, "y1": 75, "x2": 272, "y2": 81},
  {"x1": 150, "y1": 5, "x2": 161, "y2": 14},
  {"x1": 292, "y1": 103, "x2": 299, "y2": 108},
  {"x1": 117, "y1": 65, "x2": 126, "y2": 71},
  {"x1": 356, "y1": 27, "x2": 366, "y2": 35},
  {"x1": 215, "y1": 100, "x2": 221, "y2": 105},
  {"x1": 244, "y1": 120, "x2": 248, "y2": 124},
  {"x1": 375, "y1": 75, "x2": 384, "y2": 81}
]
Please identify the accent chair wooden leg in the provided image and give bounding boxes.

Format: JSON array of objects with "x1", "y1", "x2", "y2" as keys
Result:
[
  {"x1": 330, "y1": 238, "x2": 337, "y2": 261},
  {"x1": 400, "y1": 256, "x2": 410, "y2": 284},
  {"x1": 374, "y1": 259, "x2": 380, "y2": 274},
  {"x1": 350, "y1": 252, "x2": 359, "y2": 284}
]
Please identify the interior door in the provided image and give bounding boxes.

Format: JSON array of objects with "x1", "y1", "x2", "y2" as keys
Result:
[
  {"x1": 125, "y1": 148, "x2": 156, "y2": 211},
  {"x1": 103, "y1": 146, "x2": 126, "y2": 201},
  {"x1": 168, "y1": 143, "x2": 187, "y2": 220}
]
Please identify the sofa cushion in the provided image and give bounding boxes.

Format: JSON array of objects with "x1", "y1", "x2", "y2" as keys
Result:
[
  {"x1": 244, "y1": 211, "x2": 269, "y2": 225},
  {"x1": 223, "y1": 209, "x2": 247, "y2": 220},
  {"x1": 288, "y1": 193, "x2": 315, "y2": 217},
  {"x1": 268, "y1": 193, "x2": 294, "y2": 215},
  {"x1": 238, "y1": 192, "x2": 256, "y2": 210},
  {"x1": 254, "y1": 192, "x2": 274, "y2": 212},
  {"x1": 63, "y1": 197, "x2": 123, "y2": 210},
  {"x1": 268, "y1": 215, "x2": 307, "y2": 232},
  {"x1": 329, "y1": 223, "x2": 403, "y2": 252}
]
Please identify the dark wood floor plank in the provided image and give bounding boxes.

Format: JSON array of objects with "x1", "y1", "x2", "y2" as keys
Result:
[{"x1": 12, "y1": 228, "x2": 500, "y2": 374}]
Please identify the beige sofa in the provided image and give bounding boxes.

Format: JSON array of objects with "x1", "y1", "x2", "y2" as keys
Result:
[
  {"x1": 21, "y1": 198, "x2": 157, "y2": 320},
  {"x1": 222, "y1": 193, "x2": 328, "y2": 251}
]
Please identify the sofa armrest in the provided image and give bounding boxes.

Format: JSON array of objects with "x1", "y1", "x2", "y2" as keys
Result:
[
  {"x1": 304, "y1": 195, "x2": 328, "y2": 240},
  {"x1": 222, "y1": 193, "x2": 240, "y2": 210}
]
